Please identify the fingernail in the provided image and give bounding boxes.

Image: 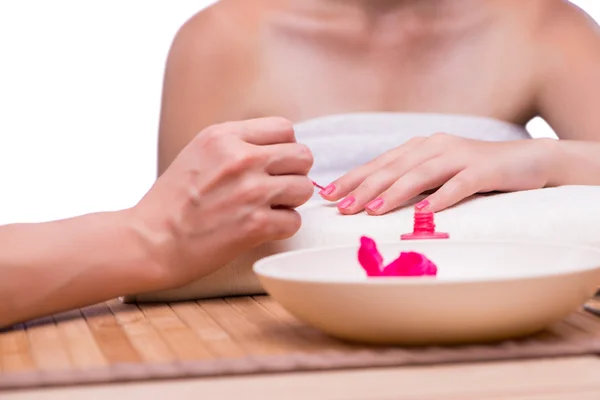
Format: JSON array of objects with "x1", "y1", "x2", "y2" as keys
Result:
[
  {"x1": 319, "y1": 184, "x2": 335, "y2": 196},
  {"x1": 365, "y1": 197, "x2": 384, "y2": 212},
  {"x1": 338, "y1": 196, "x2": 355, "y2": 209},
  {"x1": 415, "y1": 199, "x2": 430, "y2": 211}
]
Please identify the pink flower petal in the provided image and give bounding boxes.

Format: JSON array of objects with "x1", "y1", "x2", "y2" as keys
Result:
[
  {"x1": 382, "y1": 252, "x2": 438, "y2": 277},
  {"x1": 358, "y1": 236, "x2": 383, "y2": 276},
  {"x1": 357, "y1": 236, "x2": 438, "y2": 277}
]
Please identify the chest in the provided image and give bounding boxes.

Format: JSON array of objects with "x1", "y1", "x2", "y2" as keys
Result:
[{"x1": 247, "y1": 24, "x2": 537, "y2": 124}]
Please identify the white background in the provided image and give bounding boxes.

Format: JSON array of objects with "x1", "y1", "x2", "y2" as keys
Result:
[{"x1": 0, "y1": 1, "x2": 598, "y2": 224}]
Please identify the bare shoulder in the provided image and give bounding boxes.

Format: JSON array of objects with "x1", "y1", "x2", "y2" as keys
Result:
[
  {"x1": 534, "y1": 0, "x2": 600, "y2": 47},
  {"x1": 528, "y1": 0, "x2": 600, "y2": 72},
  {"x1": 529, "y1": 0, "x2": 600, "y2": 139},
  {"x1": 157, "y1": 0, "x2": 268, "y2": 174},
  {"x1": 166, "y1": 0, "x2": 263, "y2": 78}
]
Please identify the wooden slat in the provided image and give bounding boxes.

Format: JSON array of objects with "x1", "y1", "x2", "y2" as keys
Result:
[
  {"x1": 231, "y1": 297, "x2": 351, "y2": 353},
  {"x1": 252, "y1": 296, "x2": 300, "y2": 325},
  {"x1": 53, "y1": 309, "x2": 106, "y2": 368},
  {"x1": 198, "y1": 298, "x2": 294, "y2": 355},
  {"x1": 80, "y1": 302, "x2": 141, "y2": 364},
  {"x1": 227, "y1": 297, "x2": 319, "y2": 350},
  {"x1": 105, "y1": 299, "x2": 174, "y2": 364},
  {"x1": 137, "y1": 303, "x2": 213, "y2": 361},
  {"x1": 169, "y1": 301, "x2": 245, "y2": 358},
  {"x1": 24, "y1": 316, "x2": 72, "y2": 371},
  {"x1": 0, "y1": 324, "x2": 35, "y2": 373},
  {"x1": 252, "y1": 296, "x2": 363, "y2": 352}
]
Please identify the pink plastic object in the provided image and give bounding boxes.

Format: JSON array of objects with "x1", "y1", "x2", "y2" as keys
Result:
[
  {"x1": 400, "y1": 210, "x2": 449, "y2": 240},
  {"x1": 357, "y1": 236, "x2": 438, "y2": 277}
]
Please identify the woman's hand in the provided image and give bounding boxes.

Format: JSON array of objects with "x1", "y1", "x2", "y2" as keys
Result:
[
  {"x1": 318, "y1": 133, "x2": 558, "y2": 215},
  {"x1": 133, "y1": 117, "x2": 314, "y2": 288}
]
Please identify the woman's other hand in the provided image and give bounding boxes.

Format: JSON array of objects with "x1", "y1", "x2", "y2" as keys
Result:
[
  {"x1": 133, "y1": 117, "x2": 314, "y2": 288},
  {"x1": 319, "y1": 133, "x2": 557, "y2": 215}
]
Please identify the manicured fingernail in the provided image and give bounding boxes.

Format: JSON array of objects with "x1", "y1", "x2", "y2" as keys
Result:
[
  {"x1": 365, "y1": 197, "x2": 384, "y2": 212},
  {"x1": 415, "y1": 199, "x2": 430, "y2": 211},
  {"x1": 319, "y1": 184, "x2": 335, "y2": 196},
  {"x1": 338, "y1": 196, "x2": 355, "y2": 209}
]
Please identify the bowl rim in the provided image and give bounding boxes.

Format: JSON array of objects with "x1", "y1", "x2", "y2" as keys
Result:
[{"x1": 252, "y1": 239, "x2": 600, "y2": 286}]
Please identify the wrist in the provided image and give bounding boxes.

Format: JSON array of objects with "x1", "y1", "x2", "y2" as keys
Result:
[
  {"x1": 111, "y1": 208, "x2": 172, "y2": 293},
  {"x1": 122, "y1": 205, "x2": 180, "y2": 291}
]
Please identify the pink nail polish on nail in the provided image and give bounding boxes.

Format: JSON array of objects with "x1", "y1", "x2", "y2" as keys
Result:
[
  {"x1": 365, "y1": 198, "x2": 384, "y2": 211},
  {"x1": 319, "y1": 184, "x2": 335, "y2": 196},
  {"x1": 338, "y1": 196, "x2": 355, "y2": 209},
  {"x1": 415, "y1": 199, "x2": 430, "y2": 210}
]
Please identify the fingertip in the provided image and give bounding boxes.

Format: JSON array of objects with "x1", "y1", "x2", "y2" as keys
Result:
[
  {"x1": 337, "y1": 206, "x2": 361, "y2": 215},
  {"x1": 336, "y1": 195, "x2": 361, "y2": 214},
  {"x1": 318, "y1": 183, "x2": 340, "y2": 200},
  {"x1": 364, "y1": 197, "x2": 385, "y2": 215},
  {"x1": 417, "y1": 196, "x2": 447, "y2": 214},
  {"x1": 365, "y1": 207, "x2": 382, "y2": 216},
  {"x1": 414, "y1": 198, "x2": 431, "y2": 212}
]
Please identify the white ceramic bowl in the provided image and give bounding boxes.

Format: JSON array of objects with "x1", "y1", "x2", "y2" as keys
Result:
[{"x1": 253, "y1": 240, "x2": 600, "y2": 345}]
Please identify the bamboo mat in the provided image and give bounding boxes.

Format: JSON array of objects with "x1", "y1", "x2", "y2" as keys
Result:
[{"x1": 2, "y1": 296, "x2": 600, "y2": 390}]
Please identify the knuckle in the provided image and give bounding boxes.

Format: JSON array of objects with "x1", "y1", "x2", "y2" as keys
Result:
[
  {"x1": 267, "y1": 116, "x2": 296, "y2": 140},
  {"x1": 225, "y1": 149, "x2": 265, "y2": 174},
  {"x1": 446, "y1": 174, "x2": 477, "y2": 193},
  {"x1": 356, "y1": 179, "x2": 375, "y2": 193},
  {"x1": 186, "y1": 178, "x2": 203, "y2": 206},
  {"x1": 244, "y1": 210, "x2": 270, "y2": 237},
  {"x1": 406, "y1": 136, "x2": 427, "y2": 146},
  {"x1": 214, "y1": 120, "x2": 241, "y2": 135},
  {"x1": 414, "y1": 162, "x2": 438, "y2": 180},
  {"x1": 200, "y1": 123, "x2": 227, "y2": 141},
  {"x1": 201, "y1": 120, "x2": 249, "y2": 144},
  {"x1": 195, "y1": 124, "x2": 232, "y2": 154},
  {"x1": 360, "y1": 171, "x2": 394, "y2": 191},
  {"x1": 266, "y1": 116, "x2": 293, "y2": 129},
  {"x1": 236, "y1": 178, "x2": 268, "y2": 203},
  {"x1": 231, "y1": 151, "x2": 258, "y2": 169},
  {"x1": 429, "y1": 132, "x2": 452, "y2": 143}
]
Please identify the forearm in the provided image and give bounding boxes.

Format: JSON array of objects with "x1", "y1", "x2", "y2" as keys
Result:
[
  {"x1": 547, "y1": 139, "x2": 600, "y2": 186},
  {"x1": 0, "y1": 210, "x2": 162, "y2": 328}
]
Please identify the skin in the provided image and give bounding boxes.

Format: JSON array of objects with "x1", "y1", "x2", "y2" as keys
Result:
[
  {"x1": 157, "y1": 0, "x2": 600, "y2": 215},
  {"x1": 0, "y1": 117, "x2": 314, "y2": 328}
]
